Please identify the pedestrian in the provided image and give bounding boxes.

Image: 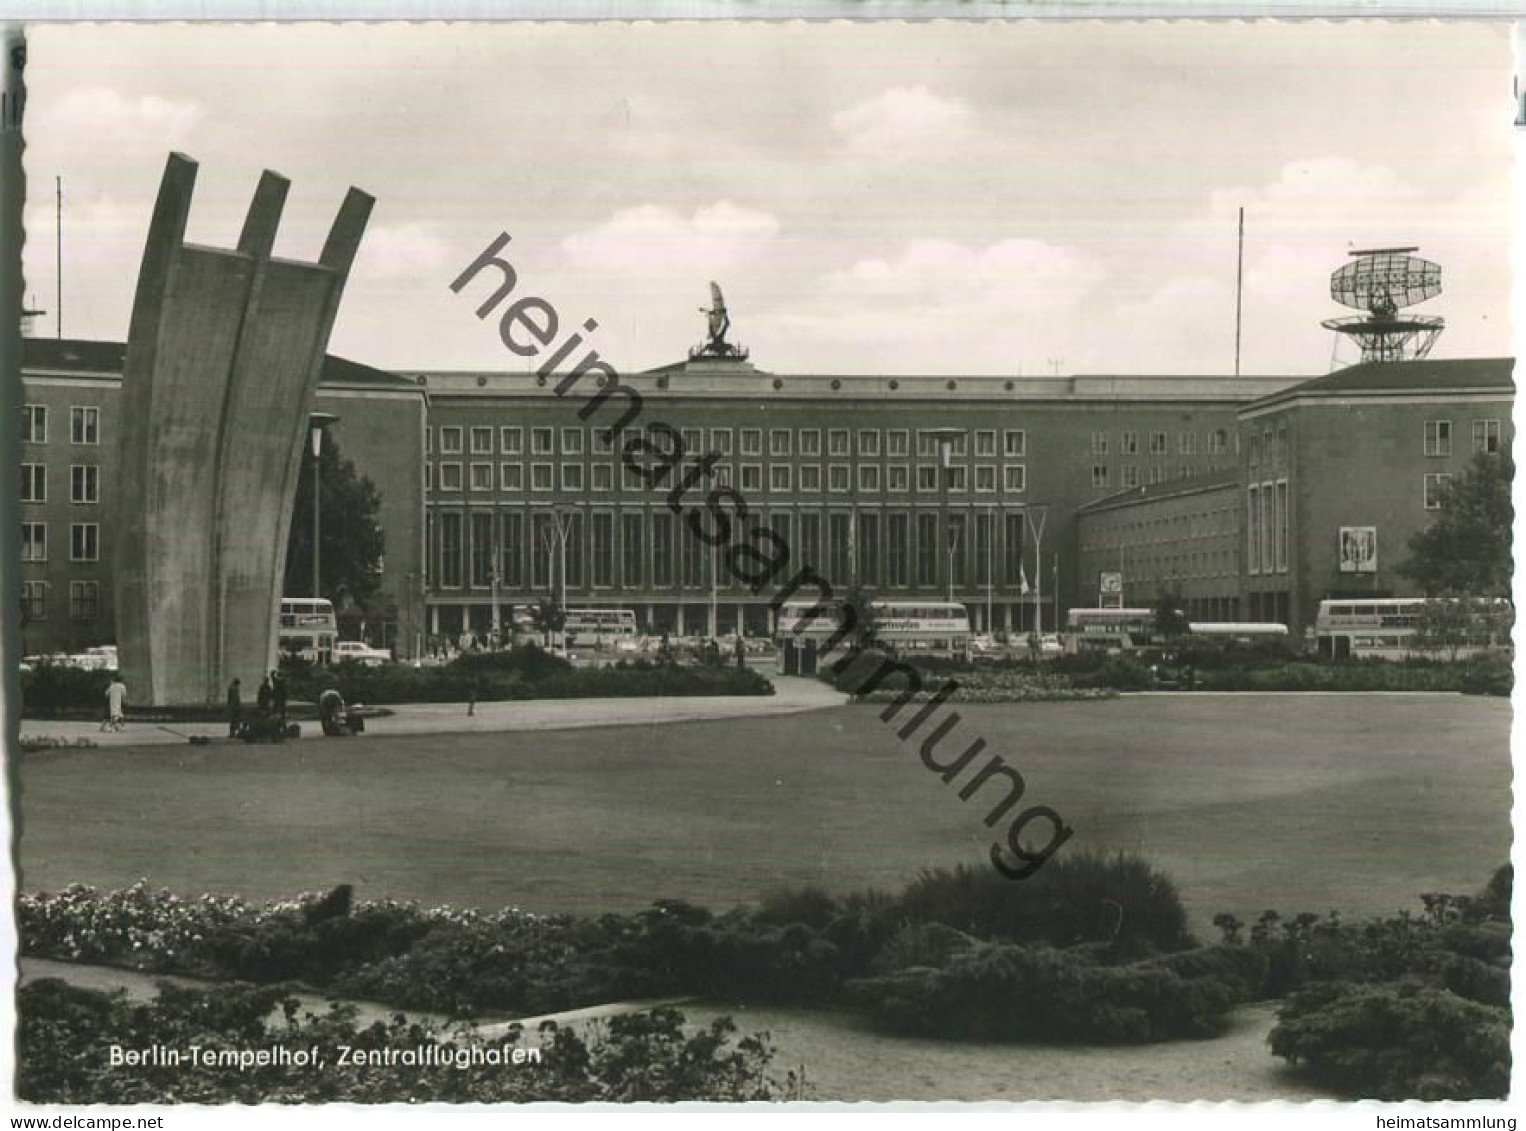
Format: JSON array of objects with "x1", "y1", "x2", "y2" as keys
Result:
[
  {"x1": 227, "y1": 677, "x2": 243, "y2": 738},
  {"x1": 271, "y1": 670, "x2": 288, "y2": 728},
  {"x1": 257, "y1": 674, "x2": 273, "y2": 714},
  {"x1": 102, "y1": 675, "x2": 127, "y2": 732},
  {"x1": 734, "y1": 634, "x2": 746, "y2": 670}
]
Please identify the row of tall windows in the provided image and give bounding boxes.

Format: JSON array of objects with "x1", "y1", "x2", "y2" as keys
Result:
[
  {"x1": 20, "y1": 464, "x2": 100, "y2": 503},
  {"x1": 18, "y1": 580, "x2": 100, "y2": 621},
  {"x1": 20, "y1": 522, "x2": 100, "y2": 562},
  {"x1": 1424, "y1": 419, "x2": 1503, "y2": 457},
  {"x1": 21, "y1": 405, "x2": 100, "y2": 446},
  {"x1": 427, "y1": 509, "x2": 1032, "y2": 592},
  {"x1": 1245, "y1": 481, "x2": 1288, "y2": 575}
]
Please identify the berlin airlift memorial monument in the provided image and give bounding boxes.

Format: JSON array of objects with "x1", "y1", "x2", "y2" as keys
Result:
[{"x1": 113, "y1": 153, "x2": 373, "y2": 705}]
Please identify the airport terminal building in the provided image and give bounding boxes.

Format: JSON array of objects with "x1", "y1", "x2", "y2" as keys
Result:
[{"x1": 17, "y1": 335, "x2": 1513, "y2": 658}]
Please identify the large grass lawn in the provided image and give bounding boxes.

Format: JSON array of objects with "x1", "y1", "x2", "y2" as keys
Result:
[{"x1": 15, "y1": 695, "x2": 1511, "y2": 931}]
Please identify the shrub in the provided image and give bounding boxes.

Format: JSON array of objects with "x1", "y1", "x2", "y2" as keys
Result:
[
  {"x1": 16, "y1": 979, "x2": 805, "y2": 1103},
  {"x1": 19, "y1": 663, "x2": 112, "y2": 717},
  {"x1": 847, "y1": 941, "x2": 1247, "y2": 1043},
  {"x1": 1269, "y1": 981, "x2": 1510, "y2": 1100},
  {"x1": 895, "y1": 851, "x2": 1194, "y2": 956}
]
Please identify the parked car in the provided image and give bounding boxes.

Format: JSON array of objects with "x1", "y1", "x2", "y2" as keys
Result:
[{"x1": 333, "y1": 641, "x2": 392, "y2": 666}]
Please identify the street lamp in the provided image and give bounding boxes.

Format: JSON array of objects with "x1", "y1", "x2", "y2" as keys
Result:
[
  {"x1": 926, "y1": 428, "x2": 964, "y2": 604},
  {"x1": 307, "y1": 413, "x2": 339, "y2": 600},
  {"x1": 1024, "y1": 504, "x2": 1050, "y2": 637}
]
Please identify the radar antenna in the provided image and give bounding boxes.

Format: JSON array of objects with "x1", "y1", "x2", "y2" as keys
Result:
[{"x1": 1321, "y1": 247, "x2": 1444, "y2": 365}]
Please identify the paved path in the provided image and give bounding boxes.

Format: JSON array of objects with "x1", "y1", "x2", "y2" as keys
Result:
[{"x1": 17, "y1": 676, "x2": 847, "y2": 748}]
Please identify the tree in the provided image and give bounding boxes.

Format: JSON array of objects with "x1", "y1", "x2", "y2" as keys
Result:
[
  {"x1": 1153, "y1": 589, "x2": 1189, "y2": 639},
  {"x1": 840, "y1": 584, "x2": 881, "y2": 652},
  {"x1": 284, "y1": 435, "x2": 387, "y2": 606},
  {"x1": 1400, "y1": 452, "x2": 1514, "y2": 597},
  {"x1": 529, "y1": 596, "x2": 566, "y2": 646}
]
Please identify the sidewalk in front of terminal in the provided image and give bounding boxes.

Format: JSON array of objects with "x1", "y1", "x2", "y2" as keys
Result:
[{"x1": 15, "y1": 674, "x2": 849, "y2": 748}]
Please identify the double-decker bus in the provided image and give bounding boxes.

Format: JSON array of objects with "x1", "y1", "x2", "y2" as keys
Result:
[
  {"x1": 278, "y1": 597, "x2": 338, "y2": 664},
  {"x1": 775, "y1": 600, "x2": 972, "y2": 659},
  {"x1": 562, "y1": 608, "x2": 639, "y2": 646},
  {"x1": 1065, "y1": 607, "x2": 1155, "y2": 652},
  {"x1": 1315, "y1": 597, "x2": 1511, "y2": 661}
]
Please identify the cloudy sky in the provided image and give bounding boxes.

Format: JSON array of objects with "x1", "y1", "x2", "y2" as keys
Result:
[{"x1": 21, "y1": 21, "x2": 1515, "y2": 377}]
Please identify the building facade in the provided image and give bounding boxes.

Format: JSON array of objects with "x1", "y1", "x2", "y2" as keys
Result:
[
  {"x1": 412, "y1": 355, "x2": 1296, "y2": 641},
  {"x1": 19, "y1": 338, "x2": 427, "y2": 658}
]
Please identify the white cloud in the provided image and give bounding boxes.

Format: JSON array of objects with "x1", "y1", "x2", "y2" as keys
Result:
[
  {"x1": 352, "y1": 221, "x2": 454, "y2": 280},
  {"x1": 34, "y1": 86, "x2": 203, "y2": 147},
  {"x1": 831, "y1": 86, "x2": 975, "y2": 158},
  {"x1": 561, "y1": 201, "x2": 780, "y2": 277}
]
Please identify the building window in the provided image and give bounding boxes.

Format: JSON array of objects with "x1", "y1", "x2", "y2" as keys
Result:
[
  {"x1": 21, "y1": 463, "x2": 44, "y2": 503},
  {"x1": 71, "y1": 406, "x2": 99, "y2": 445},
  {"x1": 560, "y1": 428, "x2": 583, "y2": 455},
  {"x1": 827, "y1": 513, "x2": 851, "y2": 582},
  {"x1": 438, "y1": 512, "x2": 464, "y2": 588},
  {"x1": 424, "y1": 427, "x2": 432, "y2": 454},
  {"x1": 1275, "y1": 424, "x2": 1286, "y2": 463},
  {"x1": 1121, "y1": 431, "x2": 1138, "y2": 455},
  {"x1": 828, "y1": 465, "x2": 850, "y2": 493},
  {"x1": 1209, "y1": 429, "x2": 1228, "y2": 455},
  {"x1": 680, "y1": 428, "x2": 702, "y2": 453},
  {"x1": 592, "y1": 429, "x2": 615, "y2": 456},
  {"x1": 70, "y1": 522, "x2": 99, "y2": 562},
  {"x1": 974, "y1": 430, "x2": 996, "y2": 457},
  {"x1": 799, "y1": 465, "x2": 822, "y2": 493},
  {"x1": 948, "y1": 466, "x2": 968, "y2": 492},
  {"x1": 765, "y1": 429, "x2": 790, "y2": 457},
  {"x1": 827, "y1": 429, "x2": 850, "y2": 457},
  {"x1": 470, "y1": 463, "x2": 494, "y2": 491},
  {"x1": 622, "y1": 462, "x2": 645, "y2": 491},
  {"x1": 501, "y1": 426, "x2": 523, "y2": 455},
  {"x1": 561, "y1": 464, "x2": 584, "y2": 492},
  {"x1": 1091, "y1": 465, "x2": 1109, "y2": 489},
  {"x1": 741, "y1": 428, "x2": 763, "y2": 456},
  {"x1": 1003, "y1": 465, "x2": 1026, "y2": 493},
  {"x1": 71, "y1": 464, "x2": 99, "y2": 504},
  {"x1": 915, "y1": 513, "x2": 938, "y2": 586},
  {"x1": 974, "y1": 465, "x2": 996, "y2": 493},
  {"x1": 1179, "y1": 431, "x2": 1197, "y2": 455},
  {"x1": 769, "y1": 465, "x2": 791, "y2": 492},
  {"x1": 1424, "y1": 420, "x2": 1451, "y2": 457},
  {"x1": 529, "y1": 513, "x2": 551, "y2": 589},
  {"x1": 531, "y1": 427, "x2": 553, "y2": 455},
  {"x1": 858, "y1": 465, "x2": 881, "y2": 493},
  {"x1": 501, "y1": 463, "x2": 523, "y2": 492},
  {"x1": 530, "y1": 463, "x2": 553, "y2": 491},
  {"x1": 709, "y1": 428, "x2": 733, "y2": 456},
  {"x1": 798, "y1": 512, "x2": 821, "y2": 572},
  {"x1": 1003, "y1": 513, "x2": 1024, "y2": 586},
  {"x1": 974, "y1": 512, "x2": 994, "y2": 586},
  {"x1": 1246, "y1": 486, "x2": 1259, "y2": 573},
  {"x1": 591, "y1": 513, "x2": 614, "y2": 587},
  {"x1": 713, "y1": 464, "x2": 733, "y2": 488},
  {"x1": 424, "y1": 464, "x2": 433, "y2": 491},
  {"x1": 851, "y1": 430, "x2": 878, "y2": 458},
  {"x1": 916, "y1": 466, "x2": 938, "y2": 493},
  {"x1": 651, "y1": 512, "x2": 674, "y2": 587},
  {"x1": 1473, "y1": 419, "x2": 1502, "y2": 454},
  {"x1": 1424, "y1": 472, "x2": 1452, "y2": 509},
  {"x1": 887, "y1": 513, "x2": 909, "y2": 587},
  {"x1": 1003, "y1": 430, "x2": 1026, "y2": 458},
  {"x1": 501, "y1": 512, "x2": 525, "y2": 588},
  {"x1": 469, "y1": 512, "x2": 495, "y2": 587},
  {"x1": 1149, "y1": 431, "x2": 1167, "y2": 456},
  {"x1": 888, "y1": 465, "x2": 909, "y2": 492},
  {"x1": 1121, "y1": 464, "x2": 1138, "y2": 488},
  {"x1": 21, "y1": 580, "x2": 47, "y2": 620},
  {"x1": 440, "y1": 426, "x2": 464, "y2": 454},
  {"x1": 741, "y1": 464, "x2": 763, "y2": 493},
  {"x1": 470, "y1": 426, "x2": 493, "y2": 455},
  {"x1": 21, "y1": 522, "x2": 46, "y2": 562},
  {"x1": 1090, "y1": 431, "x2": 1108, "y2": 456},
  {"x1": 564, "y1": 513, "x2": 583, "y2": 588},
  {"x1": 1275, "y1": 479, "x2": 1289, "y2": 573},
  {"x1": 591, "y1": 464, "x2": 613, "y2": 491},
  {"x1": 620, "y1": 513, "x2": 643, "y2": 587},
  {"x1": 857, "y1": 512, "x2": 881, "y2": 583},
  {"x1": 680, "y1": 522, "x2": 702, "y2": 588},
  {"x1": 799, "y1": 429, "x2": 821, "y2": 457},
  {"x1": 22, "y1": 404, "x2": 46, "y2": 444},
  {"x1": 888, "y1": 430, "x2": 910, "y2": 457},
  {"x1": 439, "y1": 462, "x2": 463, "y2": 491}
]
